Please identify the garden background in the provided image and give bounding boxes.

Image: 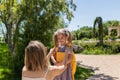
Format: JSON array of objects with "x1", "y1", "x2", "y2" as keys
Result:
[{"x1": 0, "y1": 0, "x2": 120, "y2": 80}]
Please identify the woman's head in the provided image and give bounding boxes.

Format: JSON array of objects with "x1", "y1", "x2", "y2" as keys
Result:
[
  {"x1": 53, "y1": 29, "x2": 72, "y2": 47},
  {"x1": 25, "y1": 40, "x2": 48, "y2": 71}
]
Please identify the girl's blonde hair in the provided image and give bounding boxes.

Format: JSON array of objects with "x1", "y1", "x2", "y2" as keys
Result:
[
  {"x1": 25, "y1": 40, "x2": 48, "y2": 71},
  {"x1": 53, "y1": 29, "x2": 72, "y2": 47}
]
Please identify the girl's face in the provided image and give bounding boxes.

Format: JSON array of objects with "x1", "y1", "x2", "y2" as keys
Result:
[{"x1": 57, "y1": 34, "x2": 67, "y2": 46}]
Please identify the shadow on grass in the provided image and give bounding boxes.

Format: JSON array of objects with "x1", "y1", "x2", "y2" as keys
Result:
[
  {"x1": 75, "y1": 61, "x2": 94, "y2": 80},
  {"x1": 87, "y1": 74, "x2": 119, "y2": 80},
  {"x1": 77, "y1": 61, "x2": 119, "y2": 80},
  {"x1": 77, "y1": 61, "x2": 99, "y2": 71}
]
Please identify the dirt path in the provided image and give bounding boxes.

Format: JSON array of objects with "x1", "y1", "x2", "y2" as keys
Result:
[{"x1": 75, "y1": 54, "x2": 120, "y2": 80}]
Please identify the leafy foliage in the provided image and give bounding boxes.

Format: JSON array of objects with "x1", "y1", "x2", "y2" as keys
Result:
[
  {"x1": 0, "y1": 43, "x2": 9, "y2": 66},
  {"x1": 73, "y1": 40, "x2": 120, "y2": 55},
  {"x1": 0, "y1": 0, "x2": 76, "y2": 53},
  {"x1": 0, "y1": 0, "x2": 76, "y2": 79},
  {"x1": 72, "y1": 26, "x2": 93, "y2": 40}
]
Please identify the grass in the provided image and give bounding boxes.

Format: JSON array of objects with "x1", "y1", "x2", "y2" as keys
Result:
[{"x1": 75, "y1": 66, "x2": 94, "y2": 80}]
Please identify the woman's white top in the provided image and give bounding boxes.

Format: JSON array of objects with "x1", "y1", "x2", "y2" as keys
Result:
[
  {"x1": 22, "y1": 77, "x2": 46, "y2": 80},
  {"x1": 22, "y1": 67, "x2": 49, "y2": 80}
]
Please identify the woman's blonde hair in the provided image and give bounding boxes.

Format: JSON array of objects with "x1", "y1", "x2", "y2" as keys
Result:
[
  {"x1": 53, "y1": 29, "x2": 72, "y2": 47},
  {"x1": 25, "y1": 40, "x2": 48, "y2": 71}
]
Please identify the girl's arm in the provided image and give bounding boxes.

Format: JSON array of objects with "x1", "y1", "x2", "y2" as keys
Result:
[
  {"x1": 47, "y1": 48, "x2": 57, "y2": 64},
  {"x1": 50, "y1": 53, "x2": 67, "y2": 76},
  {"x1": 51, "y1": 55, "x2": 57, "y2": 64},
  {"x1": 46, "y1": 48, "x2": 54, "y2": 63}
]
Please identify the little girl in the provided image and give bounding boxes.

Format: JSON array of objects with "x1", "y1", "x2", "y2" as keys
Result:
[{"x1": 51, "y1": 29, "x2": 76, "y2": 80}]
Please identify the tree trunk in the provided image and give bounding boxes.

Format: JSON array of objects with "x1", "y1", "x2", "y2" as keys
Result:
[{"x1": 7, "y1": 24, "x2": 14, "y2": 54}]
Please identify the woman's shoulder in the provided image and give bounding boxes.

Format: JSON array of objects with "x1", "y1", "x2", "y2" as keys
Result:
[
  {"x1": 22, "y1": 66, "x2": 27, "y2": 72},
  {"x1": 22, "y1": 66, "x2": 30, "y2": 77}
]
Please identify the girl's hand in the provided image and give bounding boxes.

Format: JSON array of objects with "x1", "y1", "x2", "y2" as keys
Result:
[
  {"x1": 49, "y1": 47, "x2": 57, "y2": 64},
  {"x1": 47, "y1": 47, "x2": 56, "y2": 60},
  {"x1": 49, "y1": 47, "x2": 56, "y2": 56},
  {"x1": 50, "y1": 48, "x2": 55, "y2": 55}
]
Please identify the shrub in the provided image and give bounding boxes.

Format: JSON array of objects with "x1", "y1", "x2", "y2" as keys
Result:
[
  {"x1": 104, "y1": 35, "x2": 110, "y2": 40},
  {"x1": 72, "y1": 40, "x2": 79, "y2": 45},
  {"x1": 112, "y1": 43, "x2": 120, "y2": 53},
  {"x1": 73, "y1": 40, "x2": 120, "y2": 54},
  {"x1": 81, "y1": 37, "x2": 89, "y2": 41}
]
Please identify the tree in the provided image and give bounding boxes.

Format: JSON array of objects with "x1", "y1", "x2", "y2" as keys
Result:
[
  {"x1": 103, "y1": 20, "x2": 120, "y2": 37},
  {"x1": 0, "y1": 0, "x2": 76, "y2": 79},
  {"x1": 0, "y1": 0, "x2": 24, "y2": 53},
  {"x1": 93, "y1": 17, "x2": 103, "y2": 45},
  {"x1": 105, "y1": 20, "x2": 120, "y2": 27},
  {"x1": 0, "y1": 0, "x2": 76, "y2": 54},
  {"x1": 72, "y1": 26, "x2": 93, "y2": 40}
]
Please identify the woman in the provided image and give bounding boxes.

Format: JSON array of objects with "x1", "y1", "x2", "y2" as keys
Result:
[{"x1": 22, "y1": 40, "x2": 67, "y2": 80}]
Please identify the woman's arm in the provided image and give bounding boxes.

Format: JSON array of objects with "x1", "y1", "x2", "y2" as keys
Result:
[{"x1": 50, "y1": 64, "x2": 67, "y2": 77}]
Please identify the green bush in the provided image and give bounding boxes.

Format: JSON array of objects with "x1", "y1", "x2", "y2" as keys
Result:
[
  {"x1": 81, "y1": 37, "x2": 89, "y2": 41},
  {"x1": 72, "y1": 40, "x2": 80, "y2": 45},
  {"x1": 0, "y1": 43, "x2": 9, "y2": 66},
  {"x1": 0, "y1": 42, "x2": 24, "y2": 80},
  {"x1": 73, "y1": 40, "x2": 120, "y2": 54},
  {"x1": 104, "y1": 35, "x2": 110, "y2": 40},
  {"x1": 112, "y1": 43, "x2": 120, "y2": 53}
]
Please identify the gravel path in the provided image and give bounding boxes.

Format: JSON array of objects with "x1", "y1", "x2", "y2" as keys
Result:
[{"x1": 75, "y1": 54, "x2": 120, "y2": 80}]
